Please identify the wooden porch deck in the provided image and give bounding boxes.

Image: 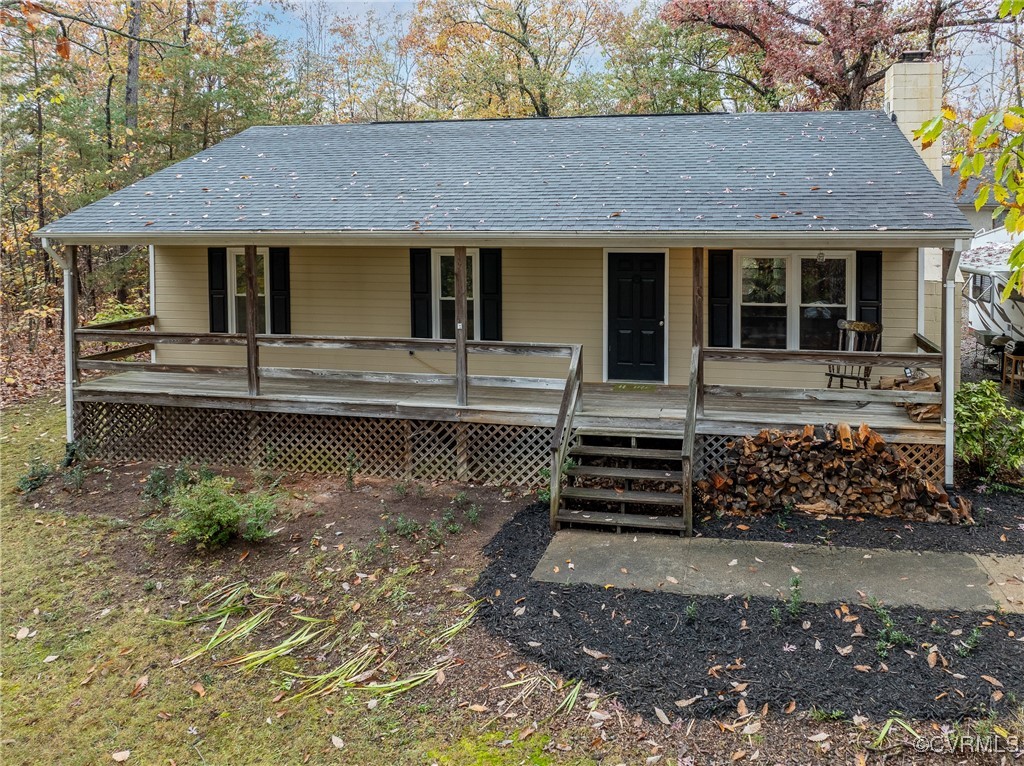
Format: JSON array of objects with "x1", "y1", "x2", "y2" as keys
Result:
[{"x1": 74, "y1": 371, "x2": 944, "y2": 443}]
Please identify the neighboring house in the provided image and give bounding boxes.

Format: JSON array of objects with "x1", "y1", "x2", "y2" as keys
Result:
[
  {"x1": 942, "y1": 165, "x2": 1000, "y2": 234},
  {"x1": 36, "y1": 56, "x2": 971, "y2": 534}
]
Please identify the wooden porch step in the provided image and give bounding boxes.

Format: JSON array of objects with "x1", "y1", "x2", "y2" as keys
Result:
[
  {"x1": 555, "y1": 510, "x2": 688, "y2": 532},
  {"x1": 566, "y1": 466, "x2": 683, "y2": 481},
  {"x1": 572, "y1": 425, "x2": 687, "y2": 439},
  {"x1": 560, "y1": 486, "x2": 683, "y2": 506},
  {"x1": 569, "y1": 445, "x2": 681, "y2": 461}
]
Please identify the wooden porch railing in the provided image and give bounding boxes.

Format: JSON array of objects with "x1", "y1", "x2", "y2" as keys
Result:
[
  {"x1": 702, "y1": 347, "x2": 942, "y2": 368},
  {"x1": 75, "y1": 319, "x2": 581, "y2": 406},
  {"x1": 547, "y1": 345, "x2": 583, "y2": 531}
]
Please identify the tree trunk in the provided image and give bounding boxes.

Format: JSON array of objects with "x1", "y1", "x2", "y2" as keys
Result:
[{"x1": 124, "y1": 0, "x2": 142, "y2": 154}]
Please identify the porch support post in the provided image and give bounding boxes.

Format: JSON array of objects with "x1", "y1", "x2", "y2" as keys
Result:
[
  {"x1": 244, "y1": 244, "x2": 260, "y2": 397},
  {"x1": 941, "y1": 243, "x2": 962, "y2": 488},
  {"x1": 64, "y1": 244, "x2": 79, "y2": 443},
  {"x1": 692, "y1": 246, "x2": 705, "y2": 416},
  {"x1": 454, "y1": 245, "x2": 468, "y2": 406}
]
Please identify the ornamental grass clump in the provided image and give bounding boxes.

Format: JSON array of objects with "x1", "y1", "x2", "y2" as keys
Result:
[{"x1": 171, "y1": 476, "x2": 277, "y2": 550}]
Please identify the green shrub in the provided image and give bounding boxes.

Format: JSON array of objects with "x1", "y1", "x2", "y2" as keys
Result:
[
  {"x1": 171, "y1": 477, "x2": 278, "y2": 550},
  {"x1": 954, "y1": 381, "x2": 1024, "y2": 480},
  {"x1": 16, "y1": 457, "x2": 52, "y2": 493},
  {"x1": 241, "y1": 491, "x2": 276, "y2": 543}
]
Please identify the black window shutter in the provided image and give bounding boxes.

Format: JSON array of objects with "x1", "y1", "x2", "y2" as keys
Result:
[
  {"x1": 479, "y1": 248, "x2": 502, "y2": 341},
  {"x1": 268, "y1": 247, "x2": 291, "y2": 334},
  {"x1": 208, "y1": 247, "x2": 228, "y2": 333},
  {"x1": 410, "y1": 248, "x2": 432, "y2": 338},
  {"x1": 707, "y1": 249, "x2": 733, "y2": 347},
  {"x1": 856, "y1": 251, "x2": 883, "y2": 329}
]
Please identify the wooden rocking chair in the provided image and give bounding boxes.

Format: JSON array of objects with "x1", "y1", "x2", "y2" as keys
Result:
[{"x1": 826, "y1": 320, "x2": 882, "y2": 389}]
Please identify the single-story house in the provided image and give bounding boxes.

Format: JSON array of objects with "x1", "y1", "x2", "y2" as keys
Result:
[{"x1": 37, "y1": 55, "x2": 971, "y2": 534}]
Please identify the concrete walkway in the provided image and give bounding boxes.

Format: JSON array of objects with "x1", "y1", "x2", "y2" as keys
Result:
[{"x1": 533, "y1": 531, "x2": 1024, "y2": 613}]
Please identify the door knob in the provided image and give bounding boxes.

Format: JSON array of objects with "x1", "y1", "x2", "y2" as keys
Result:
[{"x1": 659, "y1": 320, "x2": 665, "y2": 326}]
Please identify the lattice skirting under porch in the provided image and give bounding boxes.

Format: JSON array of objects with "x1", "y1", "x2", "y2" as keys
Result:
[
  {"x1": 694, "y1": 433, "x2": 945, "y2": 485},
  {"x1": 74, "y1": 402, "x2": 551, "y2": 486}
]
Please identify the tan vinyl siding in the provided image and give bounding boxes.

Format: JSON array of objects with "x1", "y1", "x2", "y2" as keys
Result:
[{"x1": 154, "y1": 244, "x2": 933, "y2": 388}]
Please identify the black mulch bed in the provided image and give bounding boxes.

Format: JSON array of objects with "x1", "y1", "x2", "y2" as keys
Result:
[
  {"x1": 472, "y1": 505, "x2": 1024, "y2": 721},
  {"x1": 693, "y1": 486, "x2": 1024, "y2": 554}
]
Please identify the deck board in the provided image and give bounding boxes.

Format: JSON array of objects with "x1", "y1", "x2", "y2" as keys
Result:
[{"x1": 74, "y1": 371, "x2": 942, "y2": 441}]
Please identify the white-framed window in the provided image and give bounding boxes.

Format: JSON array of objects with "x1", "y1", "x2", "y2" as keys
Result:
[
  {"x1": 432, "y1": 248, "x2": 480, "y2": 340},
  {"x1": 227, "y1": 246, "x2": 270, "y2": 333},
  {"x1": 734, "y1": 251, "x2": 854, "y2": 351}
]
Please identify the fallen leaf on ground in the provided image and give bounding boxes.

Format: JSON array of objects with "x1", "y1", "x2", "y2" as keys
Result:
[
  {"x1": 191, "y1": 682, "x2": 206, "y2": 698},
  {"x1": 582, "y1": 646, "x2": 609, "y2": 660},
  {"x1": 15, "y1": 627, "x2": 30, "y2": 640},
  {"x1": 737, "y1": 699, "x2": 748, "y2": 716},
  {"x1": 666, "y1": 576, "x2": 678, "y2": 584},
  {"x1": 111, "y1": 752, "x2": 130, "y2": 762},
  {"x1": 129, "y1": 675, "x2": 149, "y2": 697},
  {"x1": 784, "y1": 700, "x2": 797, "y2": 714},
  {"x1": 807, "y1": 732, "x2": 830, "y2": 742},
  {"x1": 331, "y1": 735, "x2": 344, "y2": 749},
  {"x1": 655, "y1": 706, "x2": 670, "y2": 725},
  {"x1": 836, "y1": 645, "x2": 853, "y2": 656},
  {"x1": 468, "y1": 704, "x2": 488, "y2": 712},
  {"x1": 676, "y1": 696, "x2": 700, "y2": 708},
  {"x1": 981, "y1": 675, "x2": 1003, "y2": 688}
]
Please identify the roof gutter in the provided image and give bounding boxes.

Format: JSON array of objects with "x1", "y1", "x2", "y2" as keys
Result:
[{"x1": 33, "y1": 228, "x2": 975, "y2": 249}]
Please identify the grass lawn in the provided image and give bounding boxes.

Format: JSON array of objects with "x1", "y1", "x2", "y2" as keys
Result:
[{"x1": 2, "y1": 395, "x2": 1021, "y2": 765}]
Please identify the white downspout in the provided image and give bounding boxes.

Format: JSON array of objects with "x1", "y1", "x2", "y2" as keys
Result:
[
  {"x1": 943, "y1": 240, "x2": 965, "y2": 488},
  {"x1": 40, "y1": 237, "x2": 74, "y2": 444}
]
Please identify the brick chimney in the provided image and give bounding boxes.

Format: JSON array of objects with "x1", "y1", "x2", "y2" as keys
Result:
[{"x1": 883, "y1": 51, "x2": 942, "y2": 182}]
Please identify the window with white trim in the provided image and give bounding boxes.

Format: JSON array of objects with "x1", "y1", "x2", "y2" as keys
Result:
[
  {"x1": 734, "y1": 251, "x2": 853, "y2": 350},
  {"x1": 227, "y1": 246, "x2": 270, "y2": 333},
  {"x1": 432, "y1": 248, "x2": 480, "y2": 340}
]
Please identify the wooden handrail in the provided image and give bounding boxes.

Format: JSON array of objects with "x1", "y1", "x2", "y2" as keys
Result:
[
  {"x1": 548, "y1": 345, "x2": 583, "y2": 530},
  {"x1": 703, "y1": 348, "x2": 941, "y2": 367},
  {"x1": 78, "y1": 343, "x2": 155, "y2": 364},
  {"x1": 680, "y1": 345, "x2": 701, "y2": 537},
  {"x1": 256, "y1": 334, "x2": 575, "y2": 357},
  {"x1": 76, "y1": 329, "x2": 247, "y2": 345},
  {"x1": 79, "y1": 314, "x2": 156, "y2": 331},
  {"x1": 913, "y1": 333, "x2": 941, "y2": 354}
]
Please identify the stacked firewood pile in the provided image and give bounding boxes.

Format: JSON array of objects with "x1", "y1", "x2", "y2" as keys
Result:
[
  {"x1": 698, "y1": 423, "x2": 973, "y2": 524},
  {"x1": 877, "y1": 374, "x2": 942, "y2": 422}
]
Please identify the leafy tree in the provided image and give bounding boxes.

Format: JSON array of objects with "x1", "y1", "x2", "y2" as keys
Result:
[
  {"x1": 916, "y1": 2, "x2": 1024, "y2": 297},
  {"x1": 601, "y1": 1, "x2": 729, "y2": 113},
  {"x1": 407, "y1": 0, "x2": 611, "y2": 118},
  {"x1": 661, "y1": 0, "x2": 1013, "y2": 110}
]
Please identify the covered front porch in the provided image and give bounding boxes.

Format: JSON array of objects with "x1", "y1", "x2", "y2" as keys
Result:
[{"x1": 59, "y1": 241, "x2": 955, "y2": 537}]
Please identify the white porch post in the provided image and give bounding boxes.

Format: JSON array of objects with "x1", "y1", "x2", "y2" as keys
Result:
[
  {"x1": 41, "y1": 237, "x2": 76, "y2": 443},
  {"x1": 64, "y1": 246, "x2": 79, "y2": 443},
  {"x1": 941, "y1": 241, "x2": 964, "y2": 487},
  {"x1": 454, "y1": 245, "x2": 468, "y2": 406}
]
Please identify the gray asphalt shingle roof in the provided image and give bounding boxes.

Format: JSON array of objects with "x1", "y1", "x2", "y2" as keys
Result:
[
  {"x1": 39, "y1": 111, "x2": 971, "y2": 238},
  {"x1": 942, "y1": 164, "x2": 996, "y2": 208}
]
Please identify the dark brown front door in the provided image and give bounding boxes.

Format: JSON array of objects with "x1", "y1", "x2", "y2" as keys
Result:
[{"x1": 607, "y1": 252, "x2": 665, "y2": 381}]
